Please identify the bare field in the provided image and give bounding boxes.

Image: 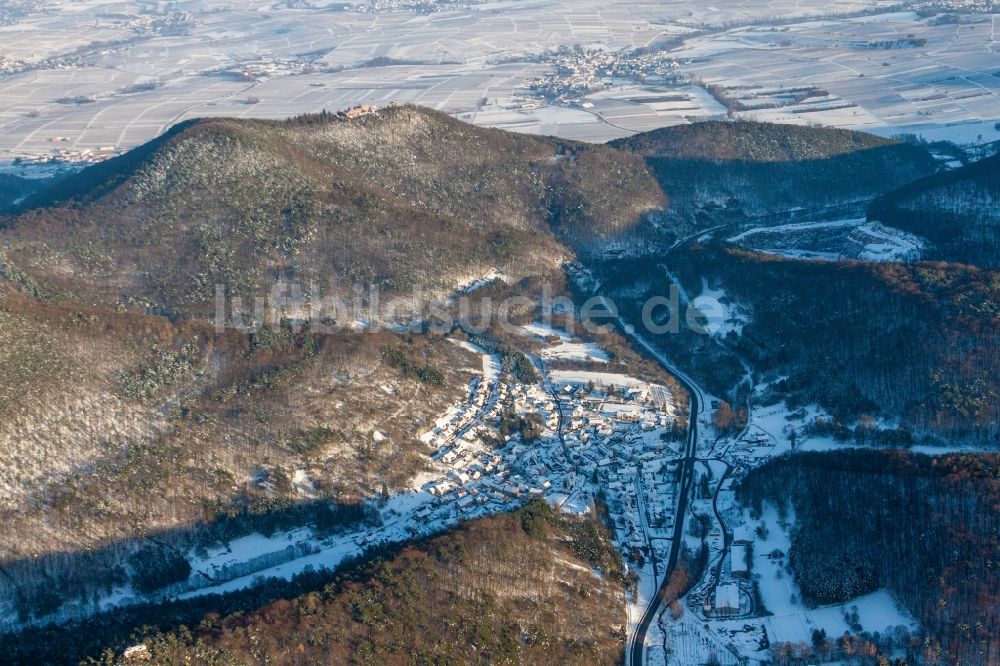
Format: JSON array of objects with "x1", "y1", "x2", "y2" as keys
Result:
[{"x1": 0, "y1": 0, "x2": 997, "y2": 167}]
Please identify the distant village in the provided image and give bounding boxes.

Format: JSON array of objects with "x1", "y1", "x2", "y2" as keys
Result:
[
  {"x1": 9, "y1": 142, "x2": 123, "y2": 169},
  {"x1": 0, "y1": 12, "x2": 193, "y2": 75},
  {"x1": 524, "y1": 46, "x2": 687, "y2": 103}
]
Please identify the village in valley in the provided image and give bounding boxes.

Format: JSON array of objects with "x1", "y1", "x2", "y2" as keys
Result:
[
  {"x1": 1, "y1": 277, "x2": 914, "y2": 664},
  {"x1": 418, "y1": 333, "x2": 683, "y2": 545},
  {"x1": 398, "y1": 321, "x2": 914, "y2": 665},
  {"x1": 162, "y1": 309, "x2": 910, "y2": 665}
]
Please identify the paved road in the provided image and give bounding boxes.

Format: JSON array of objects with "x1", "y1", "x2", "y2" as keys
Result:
[
  {"x1": 537, "y1": 356, "x2": 583, "y2": 510},
  {"x1": 705, "y1": 459, "x2": 734, "y2": 600},
  {"x1": 620, "y1": 326, "x2": 702, "y2": 666}
]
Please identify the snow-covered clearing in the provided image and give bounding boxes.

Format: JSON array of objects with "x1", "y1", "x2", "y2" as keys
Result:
[
  {"x1": 728, "y1": 218, "x2": 925, "y2": 262},
  {"x1": 549, "y1": 369, "x2": 646, "y2": 388},
  {"x1": 727, "y1": 218, "x2": 861, "y2": 243},
  {"x1": 521, "y1": 322, "x2": 610, "y2": 363},
  {"x1": 450, "y1": 269, "x2": 508, "y2": 299},
  {"x1": 449, "y1": 338, "x2": 500, "y2": 382},
  {"x1": 180, "y1": 488, "x2": 454, "y2": 600},
  {"x1": 691, "y1": 278, "x2": 749, "y2": 338},
  {"x1": 710, "y1": 501, "x2": 915, "y2": 657}
]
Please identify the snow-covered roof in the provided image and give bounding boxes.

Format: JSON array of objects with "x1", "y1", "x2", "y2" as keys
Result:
[
  {"x1": 716, "y1": 583, "x2": 740, "y2": 611},
  {"x1": 731, "y1": 544, "x2": 750, "y2": 573}
]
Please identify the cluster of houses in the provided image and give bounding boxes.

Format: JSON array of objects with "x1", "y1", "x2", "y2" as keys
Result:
[
  {"x1": 8, "y1": 144, "x2": 124, "y2": 171},
  {"x1": 523, "y1": 46, "x2": 684, "y2": 102},
  {"x1": 360, "y1": 0, "x2": 482, "y2": 14},
  {"x1": 234, "y1": 59, "x2": 321, "y2": 81},
  {"x1": 727, "y1": 430, "x2": 777, "y2": 469},
  {"x1": 602, "y1": 456, "x2": 679, "y2": 560},
  {"x1": 420, "y1": 374, "x2": 571, "y2": 515},
  {"x1": 415, "y1": 353, "x2": 686, "y2": 582},
  {"x1": 0, "y1": 56, "x2": 30, "y2": 76},
  {"x1": 409, "y1": 336, "x2": 779, "y2": 630}
]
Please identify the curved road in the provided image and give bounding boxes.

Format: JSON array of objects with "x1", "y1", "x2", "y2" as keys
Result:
[
  {"x1": 704, "y1": 459, "x2": 734, "y2": 601},
  {"x1": 618, "y1": 325, "x2": 702, "y2": 666},
  {"x1": 609, "y1": 192, "x2": 859, "y2": 665}
]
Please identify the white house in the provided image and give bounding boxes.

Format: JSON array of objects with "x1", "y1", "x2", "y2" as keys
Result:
[
  {"x1": 715, "y1": 583, "x2": 741, "y2": 616},
  {"x1": 429, "y1": 481, "x2": 452, "y2": 496},
  {"x1": 731, "y1": 544, "x2": 750, "y2": 577}
]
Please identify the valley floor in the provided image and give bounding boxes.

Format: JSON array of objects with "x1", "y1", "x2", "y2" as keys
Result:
[{"x1": 2, "y1": 298, "x2": 932, "y2": 665}]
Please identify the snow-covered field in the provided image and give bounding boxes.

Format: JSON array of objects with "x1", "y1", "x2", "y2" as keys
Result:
[
  {"x1": 548, "y1": 369, "x2": 646, "y2": 388},
  {"x1": 449, "y1": 338, "x2": 501, "y2": 382},
  {"x1": 2, "y1": 1, "x2": 996, "y2": 168},
  {"x1": 711, "y1": 502, "x2": 915, "y2": 657},
  {"x1": 691, "y1": 279, "x2": 749, "y2": 339},
  {"x1": 728, "y1": 218, "x2": 926, "y2": 262},
  {"x1": 521, "y1": 322, "x2": 610, "y2": 363}
]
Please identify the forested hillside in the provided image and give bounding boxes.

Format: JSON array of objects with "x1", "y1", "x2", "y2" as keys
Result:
[
  {"x1": 3, "y1": 502, "x2": 626, "y2": 666},
  {"x1": 0, "y1": 109, "x2": 993, "y2": 663},
  {"x1": 611, "y1": 121, "x2": 938, "y2": 226},
  {"x1": 0, "y1": 173, "x2": 56, "y2": 213},
  {"x1": 0, "y1": 106, "x2": 665, "y2": 318},
  {"x1": 600, "y1": 244, "x2": 1000, "y2": 443},
  {"x1": 738, "y1": 450, "x2": 1000, "y2": 666},
  {"x1": 1, "y1": 111, "x2": 944, "y2": 322},
  {"x1": 0, "y1": 287, "x2": 478, "y2": 625},
  {"x1": 869, "y1": 153, "x2": 1000, "y2": 268}
]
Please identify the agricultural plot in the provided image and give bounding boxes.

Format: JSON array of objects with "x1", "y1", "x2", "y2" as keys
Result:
[
  {"x1": 676, "y1": 12, "x2": 1000, "y2": 144},
  {"x1": 2, "y1": 0, "x2": 996, "y2": 168}
]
